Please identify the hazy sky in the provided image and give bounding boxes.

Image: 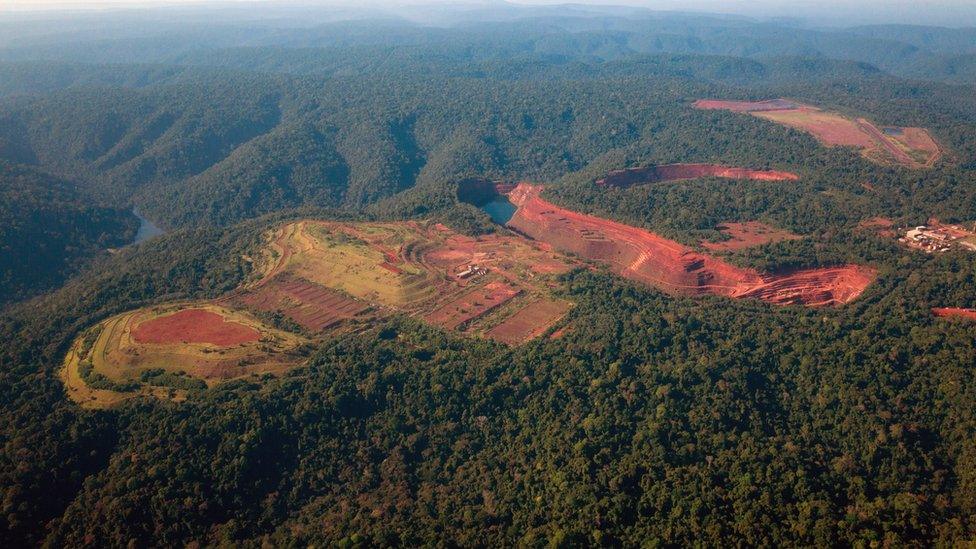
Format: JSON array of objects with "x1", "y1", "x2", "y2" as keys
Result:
[{"x1": 3, "y1": 0, "x2": 976, "y2": 27}]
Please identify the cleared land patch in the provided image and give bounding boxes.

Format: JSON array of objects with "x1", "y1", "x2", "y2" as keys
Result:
[
  {"x1": 231, "y1": 274, "x2": 370, "y2": 332},
  {"x1": 63, "y1": 219, "x2": 585, "y2": 406},
  {"x1": 131, "y1": 308, "x2": 261, "y2": 346},
  {"x1": 702, "y1": 221, "x2": 802, "y2": 252},
  {"x1": 597, "y1": 163, "x2": 798, "y2": 189},
  {"x1": 61, "y1": 303, "x2": 307, "y2": 409},
  {"x1": 932, "y1": 308, "x2": 976, "y2": 321},
  {"x1": 63, "y1": 181, "x2": 879, "y2": 408},
  {"x1": 693, "y1": 98, "x2": 942, "y2": 169},
  {"x1": 486, "y1": 298, "x2": 573, "y2": 345},
  {"x1": 858, "y1": 217, "x2": 897, "y2": 238},
  {"x1": 424, "y1": 281, "x2": 522, "y2": 330}
]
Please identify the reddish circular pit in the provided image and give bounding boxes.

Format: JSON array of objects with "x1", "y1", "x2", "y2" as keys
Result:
[{"x1": 132, "y1": 309, "x2": 261, "y2": 346}]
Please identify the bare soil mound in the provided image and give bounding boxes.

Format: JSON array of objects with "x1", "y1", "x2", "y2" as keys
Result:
[
  {"x1": 132, "y1": 309, "x2": 261, "y2": 346},
  {"x1": 596, "y1": 164, "x2": 798, "y2": 189},
  {"x1": 507, "y1": 184, "x2": 874, "y2": 307},
  {"x1": 857, "y1": 217, "x2": 897, "y2": 238},
  {"x1": 486, "y1": 298, "x2": 572, "y2": 345}
]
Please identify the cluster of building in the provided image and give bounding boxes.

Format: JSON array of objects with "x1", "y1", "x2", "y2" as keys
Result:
[
  {"x1": 456, "y1": 264, "x2": 488, "y2": 279},
  {"x1": 900, "y1": 224, "x2": 976, "y2": 253}
]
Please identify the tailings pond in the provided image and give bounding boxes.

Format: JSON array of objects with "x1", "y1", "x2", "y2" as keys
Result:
[{"x1": 481, "y1": 197, "x2": 517, "y2": 225}]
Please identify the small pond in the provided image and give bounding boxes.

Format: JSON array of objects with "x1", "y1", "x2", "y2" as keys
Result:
[{"x1": 481, "y1": 197, "x2": 517, "y2": 225}]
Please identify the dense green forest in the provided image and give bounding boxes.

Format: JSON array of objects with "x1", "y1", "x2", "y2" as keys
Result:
[
  {"x1": 2, "y1": 58, "x2": 975, "y2": 231},
  {"x1": 2, "y1": 217, "x2": 975, "y2": 546},
  {"x1": 0, "y1": 161, "x2": 136, "y2": 305},
  {"x1": 1, "y1": 5, "x2": 975, "y2": 547}
]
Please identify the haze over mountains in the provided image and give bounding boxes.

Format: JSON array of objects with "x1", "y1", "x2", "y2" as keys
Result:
[
  {"x1": 1, "y1": 4, "x2": 975, "y2": 300},
  {"x1": 2, "y1": 2, "x2": 976, "y2": 79},
  {"x1": 1, "y1": 3, "x2": 976, "y2": 547}
]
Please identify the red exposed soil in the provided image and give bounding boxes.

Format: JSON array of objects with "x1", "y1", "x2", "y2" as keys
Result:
[
  {"x1": 506, "y1": 183, "x2": 875, "y2": 307},
  {"x1": 696, "y1": 98, "x2": 941, "y2": 169},
  {"x1": 693, "y1": 99, "x2": 799, "y2": 112},
  {"x1": 793, "y1": 116, "x2": 876, "y2": 148},
  {"x1": 132, "y1": 309, "x2": 261, "y2": 346},
  {"x1": 549, "y1": 327, "x2": 568, "y2": 340},
  {"x1": 927, "y1": 218, "x2": 972, "y2": 239},
  {"x1": 234, "y1": 274, "x2": 368, "y2": 331},
  {"x1": 379, "y1": 262, "x2": 404, "y2": 275},
  {"x1": 701, "y1": 221, "x2": 802, "y2": 251},
  {"x1": 420, "y1": 230, "x2": 574, "y2": 278},
  {"x1": 494, "y1": 182, "x2": 518, "y2": 194},
  {"x1": 487, "y1": 298, "x2": 572, "y2": 345},
  {"x1": 596, "y1": 164, "x2": 798, "y2": 189},
  {"x1": 857, "y1": 119, "x2": 915, "y2": 166},
  {"x1": 424, "y1": 281, "x2": 522, "y2": 330},
  {"x1": 857, "y1": 217, "x2": 897, "y2": 238},
  {"x1": 932, "y1": 308, "x2": 976, "y2": 321},
  {"x1": 900, "y1": 128, "x2": 941, "y2": 164}
]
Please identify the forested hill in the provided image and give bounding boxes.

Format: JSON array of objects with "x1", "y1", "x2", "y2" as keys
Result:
[
  {"x1": 1, "y1": 56, "x2": 975, "y2": 234},
  {"x1": 1, "y1": 10, "x2": 975, "y2": 82},
  {"x1": 0, "y1": 161, "x2": 136, "y2": 306},
  {"x1": 0, "y1": 7, "x2": 975, "y2": 546},
  {"x1": 1, "y1": 197, "x2": 975, "y2": 546}
]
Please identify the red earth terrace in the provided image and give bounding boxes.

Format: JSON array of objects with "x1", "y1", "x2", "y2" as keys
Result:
[{"x1": 504, "y1": 183, "x2": 875, "y2": 307}]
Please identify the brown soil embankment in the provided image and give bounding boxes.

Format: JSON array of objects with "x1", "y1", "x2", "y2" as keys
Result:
[{"x1": 506, "y1": 183, "x2": 874, "y2": 307}]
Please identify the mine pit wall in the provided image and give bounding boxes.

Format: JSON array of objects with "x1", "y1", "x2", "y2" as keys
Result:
[
  {"x1": 456, "y1": 177, "x2": 519, "y2": 205},
  {"x1": 506, "y1": 183, "x2": 875, "y2": 306},
  {"x1": 738, "y1": 266, "x2": 876, "y2": 306},
  {"x1": 506, "y1": 184, "x2": 756, "y2": 294},
  {"x1": 596, "y1": 164, "x2": 799, "y2": 189},
  {"x1": 494, "y1": 182, "x2": 517, "y2": 194}
]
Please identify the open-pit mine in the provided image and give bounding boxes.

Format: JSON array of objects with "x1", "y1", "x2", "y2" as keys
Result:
[
  {"x1": 62, "y1": 219, "x2": 579, "y2": 407},
  {"x1": 694, "y1": 99, "x2": 942, "y2": 169},
  {"x1": 504, "y1": 183, "x2": 875, "y2": 306},
  {"x1": 63, "y1": 171, "x2": 878, "y2": 408}
]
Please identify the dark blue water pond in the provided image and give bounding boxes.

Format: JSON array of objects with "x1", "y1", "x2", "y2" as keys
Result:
[{"x1": 481, "y1": 197, "x2": 517, "y2": 225}]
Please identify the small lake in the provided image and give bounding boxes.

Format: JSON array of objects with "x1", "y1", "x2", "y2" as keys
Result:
[
  {"x1": 481, "y1": 197, "x2": 517, "y2": 225},
  {"x1": 132, "y1": 208, "x2": 164, "y2": 244}
]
